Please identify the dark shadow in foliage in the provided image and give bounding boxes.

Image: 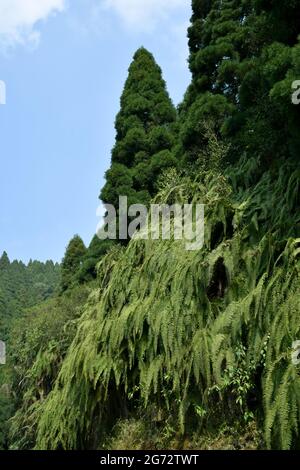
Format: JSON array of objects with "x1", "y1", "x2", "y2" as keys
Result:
[
  {"x1": 78, "y1": 236, "x2": 115, "y2": 283},
  {"x1": 207, "y1": 258, "x2": 228, "y2": 300}
]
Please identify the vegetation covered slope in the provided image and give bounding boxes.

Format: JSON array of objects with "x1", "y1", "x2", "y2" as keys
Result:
[
  {"x1": 30, "y1": 155, "x2": 299, "y2": 450},
  {"x1": 2, "y1": 0, "x2": 300, "y2": 451},
  {"x1": 0, "y1": 254, "x2": 60, "y2": 449},
  {"x1": 0, "y1": 252, "x2": 60, "y2": 340},
  {"x1": 8, "y1": 285, "x2": 92, "y2": 450}
]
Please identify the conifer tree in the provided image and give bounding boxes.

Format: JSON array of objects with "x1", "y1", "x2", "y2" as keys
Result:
[
  {"x1": 0, "y1": 252, "x2": 10, "y2": 271},
  {"x1": 182, "y1": 0, "x2": 300, "y2": 165},
  {"x1": 60, "y1": 236, "x2": 86, "y2": 292},
  {"x1": 181, "y1": 0, "x2": 252, "y2": 163},
  {"x1": 78, "y1": 236, "x2": 114, "y2": 282},
  {"x1": 237, "y1": 0, "x2": 300, "y2": 161},
  {"x1": 100, "y1": 47, "x2": 178, "y2": 208}
]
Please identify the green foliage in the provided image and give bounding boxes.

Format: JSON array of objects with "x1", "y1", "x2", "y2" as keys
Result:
[
  {"x1": 0, "y1": 388, "x2": 13, "y2": 449},
  {"x1": 104, "y1": 417, "x2": 262, "y2": 450},
  {"x1": 182, "y1": 0, "x2": 300, "y2": 165},
  {"x1": 29, "y1": 153, "x2": 299, "y2": 450},
  {"x1": 101, "y1": 47, "x2": 178, "y2": 208},
  {"x1": 60, "y1": 236, "x2": 86, "y2": 292},
  {"x1": 8, "y1": 285, "x2": 91, "y2": 449},
  {"x1": 77, "y1": 236, "x2": 115, "y2": 283},
  {"x1": 0, "y1": 253, "x2": 60, "y2": 448},
  {"x1": 0, "y1": 252, "x2": 60, "y2": 339},
  {"x1": 181, "y1": 0, "x2": 255, "y2": 163},
  {"x1": 3, "y1": 1, "x2": 300, "y2": 452},
  {"x1": 209, "y1": 342, "x2": 266, "y2": 424}
]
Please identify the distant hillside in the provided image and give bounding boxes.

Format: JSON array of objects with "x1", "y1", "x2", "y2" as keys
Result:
[{"x1": 0, "y1": 252, "x2": 60, "y2": 339}]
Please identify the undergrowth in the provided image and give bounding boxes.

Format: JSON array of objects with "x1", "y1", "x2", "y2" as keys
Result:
[{"x1": 10, "y1": 156, "x2": 300, "y2": 450}]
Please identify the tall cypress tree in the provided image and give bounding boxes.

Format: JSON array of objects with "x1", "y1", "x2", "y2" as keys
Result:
[{"x1": 100, "y1": 47, "x2": 178, "y2": 208}]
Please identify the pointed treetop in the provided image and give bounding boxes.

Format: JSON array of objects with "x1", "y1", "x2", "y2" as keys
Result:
[
  {"x1": 133, "y1": 46, "x2": 155, "y2": 60},
  {"x1": 122, "y1": 46, "x2": 172, "y2": 106},
  {"x1": 100, "y1": 48, "x2": 178, "y2": 208},
  {"x1": 0, "y1": 252, "x2": 10, "y2": 270},
  {"x1": 130, "y1": 47, "x2": 161, "y2": 74},
  {"x1": 60, "y1": 235, "x2": 87, "y2": 292}
]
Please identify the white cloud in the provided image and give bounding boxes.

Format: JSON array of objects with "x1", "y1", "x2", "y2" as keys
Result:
[
  {"x1": 103, "y1": 0, "x2": 186, "y2": 31},
  {"x1": 0, "y1": 0, "x2": 66, "y2": 50}
]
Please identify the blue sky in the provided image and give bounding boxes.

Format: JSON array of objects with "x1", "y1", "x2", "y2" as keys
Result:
[{"x1": 0, "y1": 0, "x2": 191, "y2": 263}]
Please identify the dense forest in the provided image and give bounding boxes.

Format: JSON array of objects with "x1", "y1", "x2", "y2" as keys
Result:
[
  {"x1": 0, "y1": 252, "x2": 60, "y2": 338},
  {"x1": 1, "y1": 0, "x2": 300, "y2": 451},
  {"x1": 0, "y1": 253, "x2": 60, "y2": 448}
]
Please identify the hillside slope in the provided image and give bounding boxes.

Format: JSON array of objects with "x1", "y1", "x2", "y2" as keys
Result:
[{"x1": 8, "y1": 155, "x2": 299, "y2": 450}]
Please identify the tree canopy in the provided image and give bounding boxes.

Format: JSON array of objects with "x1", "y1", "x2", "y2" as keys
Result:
[
  {"x1": 181, "y1": 0, "x2": 300, "y2": 165},
  {"x1": 60, "y1": 236, "x2": 86, "y2": 292},
  {"x1": 101, "y1": 47, "x2": 178, "y2": 208}
]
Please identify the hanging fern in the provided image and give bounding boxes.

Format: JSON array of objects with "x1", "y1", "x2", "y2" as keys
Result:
[{"x1": 10, "y1": 157, "x2": 299, "y2": 450}]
